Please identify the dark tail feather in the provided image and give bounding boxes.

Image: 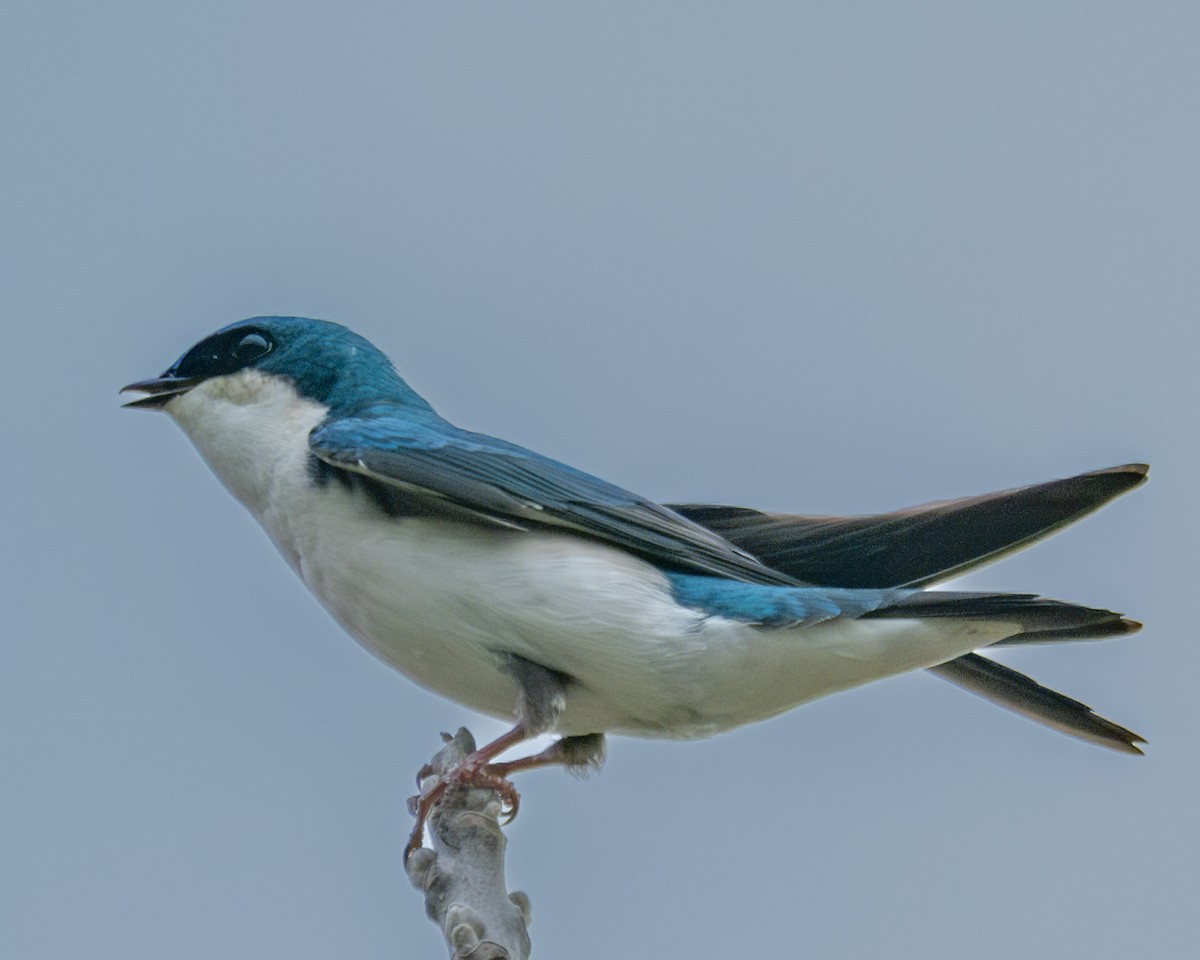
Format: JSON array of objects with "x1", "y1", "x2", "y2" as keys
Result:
[
  {"x1": 865, "y1": 590, "x2": 1135, "y2": 643},
  {"x1": 928, "y1": 653, "x2": 1145, "y2": 754},
  {"x1": 992, "y1": 617, "x2": 1142, "y2": 646}
]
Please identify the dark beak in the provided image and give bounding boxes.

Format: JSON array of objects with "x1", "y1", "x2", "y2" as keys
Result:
[{"x1": 119, "y1": 375, "x2": 201, "y2": 410}]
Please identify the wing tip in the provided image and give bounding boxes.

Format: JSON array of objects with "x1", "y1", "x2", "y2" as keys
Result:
[{"x1": 1089, "y1": 462, "x2": 1150, "y2": 491}]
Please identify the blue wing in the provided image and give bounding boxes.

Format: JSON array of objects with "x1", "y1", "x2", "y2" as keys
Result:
[{"x1": 308, "y1": 404, "x2": 795, "y2": 585}]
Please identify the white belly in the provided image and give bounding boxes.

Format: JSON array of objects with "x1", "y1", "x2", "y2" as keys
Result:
[
  {"x1": 165, "y1": 380, "x2": 1017, "y2": 739},
  {"x1": 267, "y1": 481, "x2": 1015, "y2": 738}
]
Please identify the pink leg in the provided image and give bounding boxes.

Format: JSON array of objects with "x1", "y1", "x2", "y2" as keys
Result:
[{"x1": 405, "y1": 723, "x2": 533, "y2": 861}]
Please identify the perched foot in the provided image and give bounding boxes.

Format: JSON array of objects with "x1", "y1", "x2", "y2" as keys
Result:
[
  {"x1": 404, "y1": 729, "x2": 608, "y2": 862},
  {"x1": 405, "y1": 724, "x2": 532, "y2": 862},
  {"x1": 408, "y1": 755, "x2": 522, "y2": 847},
  {"x1": 405, "y1": 654, "x2": 599, "y2": 860}
]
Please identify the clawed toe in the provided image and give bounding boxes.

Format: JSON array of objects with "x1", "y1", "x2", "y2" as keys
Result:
[
  {"x1": 406, "y1": 727, "x2": 606, "y2": 859},
  {"x1": 487, "y1": 771, "x2": 521, "y2": 823},
  {"x1": 405, "y1": 758, "x2": 524, "y2": 860}
]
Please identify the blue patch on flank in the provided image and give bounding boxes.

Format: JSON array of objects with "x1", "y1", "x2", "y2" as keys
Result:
[{"x1": 664, "y1": 572, "x2": 893, "y2": 627}]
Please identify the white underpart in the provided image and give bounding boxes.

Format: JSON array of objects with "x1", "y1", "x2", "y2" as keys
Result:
[{"x1": 166, "y1": 372, "x2": 1021, "y2": 738}]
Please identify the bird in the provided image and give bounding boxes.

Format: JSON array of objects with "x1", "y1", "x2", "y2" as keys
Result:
[{"x1": 122, "y1": 316, "x2": 1146, "y2": 852}]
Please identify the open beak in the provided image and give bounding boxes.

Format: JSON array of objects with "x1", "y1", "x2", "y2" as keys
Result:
[{"x1": 119, "y1": 375, "x2": 201, "y2": 410}]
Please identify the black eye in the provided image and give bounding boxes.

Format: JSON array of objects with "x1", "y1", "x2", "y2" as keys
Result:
[{"x1": 232, "y1": 332, "x2": 272, "y2": 363}]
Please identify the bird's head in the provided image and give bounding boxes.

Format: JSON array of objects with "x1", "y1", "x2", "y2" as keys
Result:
[{"x1": 121, "y1": 316, "x2": 432, "y2": 416}]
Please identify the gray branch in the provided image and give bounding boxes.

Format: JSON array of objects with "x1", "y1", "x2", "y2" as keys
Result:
[{"x1": 406, "y1": 729, "x2": 533, "y2": 960}]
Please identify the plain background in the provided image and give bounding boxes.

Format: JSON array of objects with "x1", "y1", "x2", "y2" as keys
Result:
[{"x1": 2, "y1": 3, "x2": 1195, "y2": 957}]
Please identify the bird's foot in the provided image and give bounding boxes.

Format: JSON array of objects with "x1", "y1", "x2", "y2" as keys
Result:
[
  {"x1": 405, "y1": 726, "x2": 531, "y2": 862},
  {"x1": 404, "y1": 728, "x2": 607, "y2": 862}
]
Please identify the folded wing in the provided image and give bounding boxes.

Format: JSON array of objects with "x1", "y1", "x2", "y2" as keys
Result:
[
  {"x1": 309, "y1": 406, "x2": 796, "y2": 585},
  {"x1": 668, "y1": 463, "x2": 1147, "y2": 589}
]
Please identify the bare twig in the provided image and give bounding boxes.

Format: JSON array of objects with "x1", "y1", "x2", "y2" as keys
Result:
[{"x1": 405, "y1": 729, "x2": 533, "y2": 960}]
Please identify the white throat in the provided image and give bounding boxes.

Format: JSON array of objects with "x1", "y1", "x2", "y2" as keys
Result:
[{"x1": 164, "y1": 370, "x2": 329, "y2": 518}]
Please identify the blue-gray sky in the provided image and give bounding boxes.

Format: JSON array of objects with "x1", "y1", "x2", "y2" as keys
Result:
[{"x1": 2, "y1": 3, "x2": 1194, "y2": 957}]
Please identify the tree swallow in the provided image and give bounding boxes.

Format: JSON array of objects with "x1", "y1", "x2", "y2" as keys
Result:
[{"x1": 123, "y1": 317, "x2": 1146, "y2": 848}]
